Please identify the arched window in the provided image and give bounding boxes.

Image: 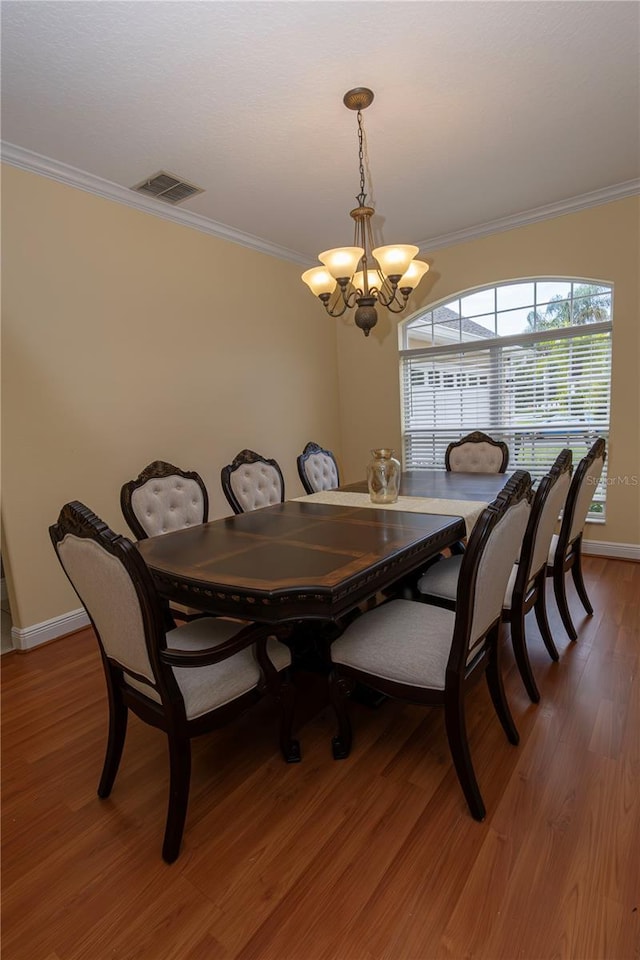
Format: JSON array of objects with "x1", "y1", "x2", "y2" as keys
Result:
[{"x1": 400, "y1": 278, "x2": 612, "y2": 517}]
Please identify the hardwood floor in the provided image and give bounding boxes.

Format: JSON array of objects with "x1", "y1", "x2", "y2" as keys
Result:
[{"x1": 2, "y1": 557, "x2": 638, "y2": 960}]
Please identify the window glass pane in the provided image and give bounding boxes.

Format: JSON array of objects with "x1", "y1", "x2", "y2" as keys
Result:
[
  {"x1": 406, "y1": 313, "x2": 432, "y2": 331},
  {"x1": 433, "y1": 304, "x2": 461, "y2": 344},
  {"x1": 572, "y1": 292, "x2": 611, "y2": 324},
  {"x1": 534, "y1": 298, "x2": 572, "y2": 329},
  {"x1": 496, "y1": 282, "x2": 535, "y2": 311},
  {"x1": 460, "y1": 312, "x2": 496, "y2": 340},
  {"x1": 441, "y1": 299, "x2": 460, "y2": 315},
  {"x1": 496, "y1": 307, "x2": 535, "y2": 337},
  {"x1": 574, "y1": 283, "x2": 610, "y2": 296},
  {"x1": 405, "y1": 315, "x2": 433, "y2": 347},
  {"x1": 536, "y1": 280, "x2": 572, "y2": 302},
  {"x1": 460, "y1": 288, "x2": 495, "y2": 317}
]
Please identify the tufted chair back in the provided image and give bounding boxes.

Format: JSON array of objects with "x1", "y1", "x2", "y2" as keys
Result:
[
  {"x1": 221, "y1": 449, "x2": 285, "y2": 514},
  {"x1": 297, "y1": 441, "x2": 340, "y2": 494},
  {"x1": 121, "y1": 461, "x2": 208, "y2": 541},
  {"x1": 445, "y1": 431, "x2": 509, "y2": 473}
]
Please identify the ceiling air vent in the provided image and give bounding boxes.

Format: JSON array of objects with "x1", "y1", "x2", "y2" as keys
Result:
[{"x1": 131, "y1": 171, "x2": 204, "y2": 205}]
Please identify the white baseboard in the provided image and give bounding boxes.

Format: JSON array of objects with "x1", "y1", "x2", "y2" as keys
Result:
[
  {"x1": 9, "y1": 540, "x2": 638, "y2": 652},
  {"x1": 12, "y1": 608, "x2": 90, "y2": 652},
  {"x1": 582, "y1": 539, "x2": 640, "y2": 561}
]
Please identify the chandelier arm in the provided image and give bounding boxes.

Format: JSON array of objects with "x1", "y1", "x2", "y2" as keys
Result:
[
  {"x1": 321, "y1": 296, "x2": 349, "y2": 319},
  {"x1": 375, "y1": 280, "x2": 399, "y2": 307},
  {"x1": 320, "y1": 280, "x2": 358, "y2": 317},
  {"x1": 385, "y1": 291, "x2": 411, "y2": 314}
]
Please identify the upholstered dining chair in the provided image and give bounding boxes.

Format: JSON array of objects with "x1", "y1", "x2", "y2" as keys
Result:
[
  {"x1": 328, "y1": 470, "x2": 531, "y2": 821},
  {"x1": 50, "y1": 501, "x2": 299, "y2": 863},
  {"x1": 445, "y1": 431, "x2": 509, "y2": 473},
  {"x1": 297, "y1": 441, "x2": 340, "y2": 494},
  {"x1": 121, "y1": 460, "x2": 209, "y2": 540},
  {"x1": 416, "y1": 450, "x2": 573, "y2": 703},
  {"x1": 120, "y1": 460, "x2": 209, "y2": 622},
  {"x1": 546, "y1": 437, "x2": 606, "y2": 641},
  {"x1": 221, "y1": 449, "x2": 285, "y2": 514}
]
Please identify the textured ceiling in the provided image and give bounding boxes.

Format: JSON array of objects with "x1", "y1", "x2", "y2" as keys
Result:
[{"x1": 2, "y1": 1, "x2": 639, "y2": 263}]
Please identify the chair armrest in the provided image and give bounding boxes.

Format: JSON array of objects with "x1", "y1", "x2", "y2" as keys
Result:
[{"x1": 160, "y1": 623, "x2": 276, "y2": 668}]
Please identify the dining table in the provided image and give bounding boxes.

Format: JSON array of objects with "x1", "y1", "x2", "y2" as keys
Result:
[
  {"x1": 136, "y1": 469, "x2": 509, "y2": 627},
  {"x1": 342, "y1": 468, "x2": 512, "y2": 501},
  {"x1": 136, "y1": 495, "x2": 464, "y2": 626}
]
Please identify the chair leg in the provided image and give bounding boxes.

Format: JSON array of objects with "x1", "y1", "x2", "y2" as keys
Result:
[
  {"x1": 553, "y1": 565, "x2": 578, "y2": 642},
  {"x1": 509, "y1": 607, "x2": 540, "y2": 704},
  {"x1": 485, "y1": 624, "x2": 520, "y2": 745},
  {"x1": 570, "y1": 538, "x2": 594, "y2": 616},
  {"x1": 278, "y1": 674, "x2": 301, "y2": 764},
  {"x1": 329, "y1": 670, "x2": 353, "y2": 760},
  {"x1": 163, "y1": 734, "x2": 191, "y2": 864},
  {"x1": 98, "y1": 685, "x2": 128, "y2": 798},
  {"x1": 534, "y1": 581, "x2": 560, "y2": 662},
  {"x1": 444, "y1": 690, "x2": 485, "y2": 821}
]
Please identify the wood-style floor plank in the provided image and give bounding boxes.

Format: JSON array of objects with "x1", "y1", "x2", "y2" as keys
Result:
[{"x1": 2, "y1": 557, "x2": 639, "y2": 960}]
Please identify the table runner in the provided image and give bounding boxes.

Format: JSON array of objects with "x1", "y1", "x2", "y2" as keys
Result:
[{"x1": 294, "y1": 491, "x2": 488, "y2": 537}]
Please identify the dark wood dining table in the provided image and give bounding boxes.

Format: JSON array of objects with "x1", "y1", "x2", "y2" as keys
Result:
[
  {"x1": 136, "y1": 495, "x2": 466, "y2": 626},
  {"x1": 342, "y1": 468, "x2": 511, "y2": 501}
]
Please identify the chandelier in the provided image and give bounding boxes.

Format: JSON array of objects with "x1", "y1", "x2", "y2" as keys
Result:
[{"x1": 301, "y1": 87, "x2": 429, "y2": 337}]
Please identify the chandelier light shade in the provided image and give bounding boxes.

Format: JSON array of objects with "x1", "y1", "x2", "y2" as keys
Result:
[{"x1": 301, "y1": 87, "x2": 429, "y2": 337}]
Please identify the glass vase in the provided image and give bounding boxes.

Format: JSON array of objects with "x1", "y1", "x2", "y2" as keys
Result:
[{"x1": 367, "y1": 448, "x2": 401, "y2": 504}]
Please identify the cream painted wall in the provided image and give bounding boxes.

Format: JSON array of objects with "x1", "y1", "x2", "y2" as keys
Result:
[
  {"x1": 1, "y1": 165, "x2": 341, "y2": 629},
  {"x1": 336, "y1": 197, "x2": 640, "y2": 548}
]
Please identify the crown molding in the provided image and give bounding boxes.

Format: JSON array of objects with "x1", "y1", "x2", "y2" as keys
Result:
[
  {"x1": 0, "y1": 141, "x2": 309, "y2": 266},
  {"x1": 417, "y1": 179, "x2": 640, "y2": 254},
  {"x1": 3, "y1": 141, "x2": 638, "y2": 266}
]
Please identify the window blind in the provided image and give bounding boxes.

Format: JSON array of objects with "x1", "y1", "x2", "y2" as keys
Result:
[{"x1": 400, "y1": 326, "x2": 611, "y2": 515}]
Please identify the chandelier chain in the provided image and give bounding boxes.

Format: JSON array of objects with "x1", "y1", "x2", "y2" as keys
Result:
[{"x1": 356, "y1": 109, "x2": 367, "y2": 206}]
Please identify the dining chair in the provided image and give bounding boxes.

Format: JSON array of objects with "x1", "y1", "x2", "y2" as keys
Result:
[
  {"x1": 297, "y1": 441, "x2": 340, "y2": 494},
  {"x1": 50, "y1": 501, "x2": 299, "y2": 863},
  {"x1": 445, "y1": 431, "x2": 509, "y2": 473},
  {"x1": 120, "y1": 460, "x2": 209, "y2": 623},
  {"x1": 221, "y1": 449, "x2": 285, "y2": 514},
  {"x1": 546, "y1": 437, "x2": 606, "y2": 641},
  {"x1": 121, "y1": 460, "x2": 209, "y2": 539},
  {"x1": 416, "y1": 450, "x2": 573, "y2": 703},
  {"x1": 327, "y1": 470, "x2": 532, "y2": 821}
]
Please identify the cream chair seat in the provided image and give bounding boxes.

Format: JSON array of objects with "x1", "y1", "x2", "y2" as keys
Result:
[{"x1": 328, "y1": 471, "x2": 531, "y2": 822}]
